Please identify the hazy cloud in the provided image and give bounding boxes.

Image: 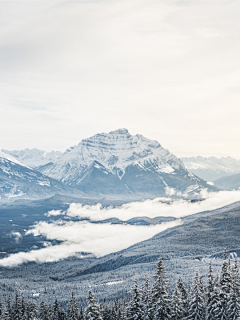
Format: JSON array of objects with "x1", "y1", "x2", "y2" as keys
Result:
[
  {"x1": 2, "y1": 189, "x2": 240, "y2": 267},
  {"x1": 62, "y1": 190, "x2": 240, "y2": 221},
  {"x1": 7, "y1": 231, "x2": 22, "y2": 243},
  {"x1": 0, "y1": 220, "x2": 181, "y2": 267},
  {"x1": 0, "y1": 1, "x2": 240, "y2": 157}
]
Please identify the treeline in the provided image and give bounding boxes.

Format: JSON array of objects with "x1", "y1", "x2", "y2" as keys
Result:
[{"x1": 0, "y1": 249, "x2": 240, "y2": 320}]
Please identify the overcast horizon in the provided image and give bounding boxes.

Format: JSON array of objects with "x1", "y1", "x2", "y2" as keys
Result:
[{"x1": 1, "y1": 1, "x2": 240, "y2": 158}]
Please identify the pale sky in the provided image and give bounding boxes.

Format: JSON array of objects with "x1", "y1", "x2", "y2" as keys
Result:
[{"x1": 1, "y1": 1, "x2": 240, "y2": 158}]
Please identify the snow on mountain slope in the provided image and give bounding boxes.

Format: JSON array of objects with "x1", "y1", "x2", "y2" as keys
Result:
[
  {"x1": 38, "y1": 129, "x2": 215, "y2": 198},
  {"x1": 42, "y1": 128, "x2": 181, "y2": 178},
  {"x1": 214, "y1": 173, "x2": 240, "y2": 191},
  {"x1": 0, "y1": 156, "x2": 84, "y2": 202},
  {"x1": 181, "y1": 156, "x2": 240, "y2": 181},
  {"x1": 1, "y1": 148, "x2": 62, "y2": 168},
  {"x1": 0, "y1": 151, "x2": 25, "y2": 167}
]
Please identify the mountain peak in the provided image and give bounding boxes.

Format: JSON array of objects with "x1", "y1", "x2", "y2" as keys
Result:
[
  {"x1": 37, "y1": 129, "x2": 216, "y2": 198},
  {"x1": 109, "y1": 128, "x2": 129, "y2": 134}
]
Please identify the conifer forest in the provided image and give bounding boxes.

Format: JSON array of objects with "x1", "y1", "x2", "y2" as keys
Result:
[{"x1": 0, "y1": 250, "x2": 240, "y2": 320}]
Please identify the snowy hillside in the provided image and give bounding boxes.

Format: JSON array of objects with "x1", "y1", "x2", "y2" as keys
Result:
[
  {"x1": 2, "y1": 148, "x2": 62, "y2": 168},
  {"x1": 0, "y1": 156, "x2": 84, "y2": 202},
  {"x1": 181, "y1": 156, "x2": 240, "y2": 181},
  {"x1": 0, "y1": 151, "x2": 25, "y2": 167},
  {"x1": 214, "y1": 173, "x2": 240, "y2": 191},
  {"x1": 38, "y1": 129, "x2": 215, "y2": 198}
]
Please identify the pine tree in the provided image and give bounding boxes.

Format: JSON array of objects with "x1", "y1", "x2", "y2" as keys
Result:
[
  {"x1": 227, "y1": 288, "x2": 240, "y2": 320},
  {"x1": 187, "y1": 270, "x2": 205, "y2": 320},
  {"x1": 79, "y1": 305, "x2": 85, "y2": 320},
  {"x1": 39, "y1": 301, "x2": 52, "y2": 320},
  {"x1": 141, "y1": 276, "x2": 151, "y2": 320},
  {"x1": 0, "y1": 297, "x2": 3, "y2": 319},
  {"x1": 13, "y1": 290, "x2": 23, "y2": 320},
  {"x1": 151, "y1": 258, "x2": 171, "y2": 320},
  {"x1": 232, "y1": 258, "x2": 240, "y2": 297},
  {"x1": 102, "y1": 306, "x2": 112, "y2": 320},
  {"x1": 2, "y1": 308, "x2": 10, "y2": 320},
  {"x1": 228, "y1": 258, "x2": 240, "y2": 320},
  {"x1": 21, "y1": 297, "x2": 26, "y2": 320},
  {"x1": 126, "y1": 280, "x2": 143, "y2": 320},
  {"x1": 171, "y1": 285, "x2": 184, "y2": 320},
  {"x1": 26, "y1": 300, "x2": 38, "y2": 320},
  {"x1": 85, "y1": 291, "x2": 103, "y2": 320},
  {"x1": 6, "y1": 295, "x2": 12, "y2": 320},
  {"x1": 176, "y1": 276, "x2": 188, "y2": 318},
  {"x1": 68, "y1": 292, "x2": 79, "y2": 320},
  {"x1": 52, "y1": 298, "x2": 61, "y2": 320},
  {"x1": 220, "y1": 249, "x2": 232, "y2": 294},
  {"x1": 206, "y1": 261, "x2": 215, "y2": 320},
  {"x1": 199, "y1": 276, "x2": 206, "y2": 304},
  {"x1": 206, "y1": 282, "x2": 221, "y2": 320},
  {"x1": 216, "y1": 250, "x2": 232, "y2": 320}
]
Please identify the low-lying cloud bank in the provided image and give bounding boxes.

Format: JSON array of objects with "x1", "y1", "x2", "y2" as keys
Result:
[
  {"x1": 0, "y1": 220, "x2": 181, "y2": 267},
  {"x1": 1, "y1": 190, "x2": 240, "y2": 267},
  {"x1": 49, "y1": 190, "x2": 240, "y2": 221}
]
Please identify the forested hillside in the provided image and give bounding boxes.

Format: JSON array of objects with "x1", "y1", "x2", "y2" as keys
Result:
[{"x1": 0, "y1": 250, "x2": 239, "y2": 320}]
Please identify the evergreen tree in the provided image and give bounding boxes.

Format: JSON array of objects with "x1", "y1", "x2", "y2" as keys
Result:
[
  {"x1": 206, "y1": 282, "x2": 221, "y2": 320},
  {"x1": 126, "y1": 280, "x2": 143, "y2": 320},
  {"x1": 6, "y1": 295, "x2": 12, "y2": 320},
  {"x1": 151, "y1": 258, "x2": 171, "y2": 320},
  {"x1": 199, "y1": 276, "x2": 206, "y2": 304},
  {"x1": 67, "y1": 292, "x2": 79, "y2": 320},
  {"x1": 13, "y1": 290, "x2": 23, "y2": 320},
  {"x1": 232, "y1": 258, "x2": 240, "y2": 297},
  {"x1": 141, "y1": 276, "x2": 151, "y2": 320},
  {"x1": 21, "y1": 297, "x2": 26, "y2": 320},
  {"x1": 79, "y1": 305, "x2": 85, "y2": 320},
  {"x1": 227, "y1": 288, "x2": 240, "y2": 320},
  {"x1": 228, "y1": 258, "x2": 240, "y2": 320},
  {"x1": 52, "y1": 298, "x2": 61, "y2": 320},
  {"x1": 85, "y1": 291, "x2": 102, "y2": 320},
  {"x1": 0, "y1": 297, "x2": 3, "y2": 319},
  {"x1": 220, "y1": 249, "x2": 232, "y2": 294},
  {"x1": 2, "y1": 308, "x2": 10, "y2": 320},
  {"x1": 26, "y1": 300, "x2": 38, "y2": 320},
  {"x1": 39, "y1": 301, "x2": 52, "y2": 320},
  {"x1": 206, "y1": 261, "x2": 215, "y2": 320},
  {"x1": 171, "y1": 285, "x2": 184, "y2": 320},
  {"x1": 176, "y1": 276, "x2": 188, "y2": 318},
  {"x1": 187, "y1": 270, "x2": 205, "y2": 320},
  {"x1": 102, "y1": 306, "x2": 112, "y2": 320},
  {"x1": 216, "y1": 250, "x2": 232, "y2": 320}
]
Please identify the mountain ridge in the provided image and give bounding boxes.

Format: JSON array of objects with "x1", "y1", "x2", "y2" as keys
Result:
[
  {"x1": 2, "y1": 148, "x2": 62, "y2": 168},
  {"x1": 181, "y1": 156, "x2": 240, "y2": 181},
  {"x1": 37, "y1": 129, "x2": 216, "y2": 198},
  {"x1": 0, "y1": 156, "x2": 85, "y2": 202}
]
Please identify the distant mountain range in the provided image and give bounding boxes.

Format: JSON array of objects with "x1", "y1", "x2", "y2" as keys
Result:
[
  {"x1": 1, "y1": 129, "x2": 216, "y2": 202},
  {"x1": 214, "y1": 173, "x2": 240, "y2": 191},
  {"x1": 181, "y1": 156, "x2": 240, "y2": 181},
  {"x1": 0, "y1": 151, "x2": 84, "y2": 201},
  {"x1": 2, "y1": 148, "x2": 62, "y2": 168}
]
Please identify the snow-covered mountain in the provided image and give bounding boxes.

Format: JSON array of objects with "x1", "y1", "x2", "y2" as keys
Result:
[
  {"x1": 0, "y1": 156, "x2": 84, "y2": 202},
  {"x1": 38, "y1": 129, "x2": 215, "y2": 198},
  {"x1": 181, "y1": 156, "x2": 240, "y2": 181},
  {"x1": 1, "y1": 148, "x2": 62, "y2": 168},
  {"x1": 214, "y1": 173, "x2": 240, "y2": 191},
  {"x1": 0, "y1": 150, "x2": 25, "y2": 167}
]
